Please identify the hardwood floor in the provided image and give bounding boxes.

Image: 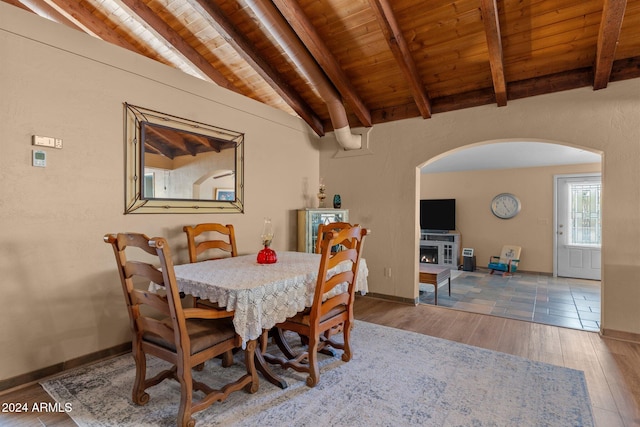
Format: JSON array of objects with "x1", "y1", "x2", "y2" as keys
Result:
[
  {"x1": 355, "y1": 296, "x2": 640, "y2": 427},
  {"x1": 1, "y1": 296, "x2": 639, "y2": 426}
]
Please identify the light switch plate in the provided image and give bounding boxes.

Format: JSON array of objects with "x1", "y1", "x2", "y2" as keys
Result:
[{"x1": 32, "y1": 135, "x2": 63, "y2": 149}]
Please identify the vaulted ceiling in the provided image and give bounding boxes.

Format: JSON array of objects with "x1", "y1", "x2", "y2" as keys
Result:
[{"x1": 6, "y1": 0, "x2": 640, "y2": 136}]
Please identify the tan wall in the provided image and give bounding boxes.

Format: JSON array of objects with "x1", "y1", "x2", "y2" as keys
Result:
[
  {"x1": 0, "y1": 5, "x2": 320, "y2": 380},
  {"x1": 320, "y1": 80, "x2": 640, "y2": 336},
  {"x1": 421, "y1": 164, "x2": 601, "y2": 273}
]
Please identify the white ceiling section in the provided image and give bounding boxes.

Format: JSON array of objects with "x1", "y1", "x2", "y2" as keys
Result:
[{"x1": 421, "y1": 142, "x2": 602, "y2": 174}]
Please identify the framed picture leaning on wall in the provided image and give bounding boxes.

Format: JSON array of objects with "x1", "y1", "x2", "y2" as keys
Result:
[{"x1": 215, "y1": 188, "x2": 235, "y2": 201}]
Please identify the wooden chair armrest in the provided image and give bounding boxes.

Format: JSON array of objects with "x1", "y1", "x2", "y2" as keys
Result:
[
  {"x1": 183, "y1": 307, "x2": 234, "y2": 320},
  {"x1": 490, "y1": 255, "x2": 500, "y2": 262}
]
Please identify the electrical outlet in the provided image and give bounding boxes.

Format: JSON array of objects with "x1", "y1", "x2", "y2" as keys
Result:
[{"x1": 384, "y1": 267, "x2": 392, "y2": 277}]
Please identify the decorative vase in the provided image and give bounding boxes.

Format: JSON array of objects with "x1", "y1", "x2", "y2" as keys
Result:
[
  {"x1": 257, "y1": 245, "x2": 278, "y2": 264},
  {"x1": 333, "y1": 194, "x2": 341, "y2": 208},
  {"x1": 257, "y1": 218, "x2": 277, "y2": 264},
  {"x1": 317, "y1": 183, "x2": 326, "y2": 208}
]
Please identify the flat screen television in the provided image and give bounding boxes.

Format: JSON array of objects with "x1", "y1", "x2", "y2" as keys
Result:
[{"x1": 420, "y1": 199, "x2": 456, "y2": 232}]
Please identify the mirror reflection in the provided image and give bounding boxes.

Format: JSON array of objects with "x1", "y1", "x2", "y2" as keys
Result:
[
  {"x1": 124, "y1": 103, "x2": 244, "y2": 214},
  {"x1": 142, "y1": 122, "x2": 236, "y2": 201}
]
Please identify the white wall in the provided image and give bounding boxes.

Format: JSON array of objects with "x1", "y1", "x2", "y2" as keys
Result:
[
  {"x1": 320, "y1": 79, "x2": 640, "y2": 336},
  {"x1": 0, "y1": 4, "x2": 320, "y2": 380}
]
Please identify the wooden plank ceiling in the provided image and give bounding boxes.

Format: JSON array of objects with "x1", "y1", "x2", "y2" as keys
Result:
[{"x1": 6, "y1": 0, "x2": 640, "y2": 136}]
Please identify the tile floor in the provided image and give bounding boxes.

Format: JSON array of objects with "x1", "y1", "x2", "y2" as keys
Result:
[{"x1": 419, "y1": 269, "x2": 601, "y2": 332}]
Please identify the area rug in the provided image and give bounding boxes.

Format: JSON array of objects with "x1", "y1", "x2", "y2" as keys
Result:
[{"x1": 41, "y1": 321, "x2": 594, "y2": 426}]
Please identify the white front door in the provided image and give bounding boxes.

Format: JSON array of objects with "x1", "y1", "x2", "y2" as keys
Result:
[{"x1": 555, "y1": 174, "x2": 602, "y2": 280}]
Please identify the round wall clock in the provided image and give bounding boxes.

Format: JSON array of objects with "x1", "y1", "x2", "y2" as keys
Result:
[{"x1": 491, "y1": 193, "x2": 521, "y2": 219}]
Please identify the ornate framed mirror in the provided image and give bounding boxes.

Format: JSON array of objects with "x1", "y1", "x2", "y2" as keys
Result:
[{"x1": 124, "y1": 103, "x2": 244, "y2": 214}]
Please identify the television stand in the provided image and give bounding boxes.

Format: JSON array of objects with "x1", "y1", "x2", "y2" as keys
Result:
[{"x1": 419, "y1": 231, "x2": 461, "y2": 268}]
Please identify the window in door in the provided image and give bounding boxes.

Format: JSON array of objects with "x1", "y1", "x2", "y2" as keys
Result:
[{"x1": 568, "y1": 182, "x2": 601, "y2": 246}]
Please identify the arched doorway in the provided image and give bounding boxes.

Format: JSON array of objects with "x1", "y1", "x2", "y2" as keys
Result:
[{"x1": 417, "y1": 139, "x2": 603, "y2": 332}]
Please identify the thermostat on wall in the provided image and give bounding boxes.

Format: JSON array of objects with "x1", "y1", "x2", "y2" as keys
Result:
[{"x1": 32, "y1": 149, "x2": 46, "y2": 167}]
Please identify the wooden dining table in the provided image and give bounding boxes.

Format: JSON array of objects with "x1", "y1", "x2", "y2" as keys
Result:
[{"x1": 170, "y1": 250, "x2": 369, "y2": 388}]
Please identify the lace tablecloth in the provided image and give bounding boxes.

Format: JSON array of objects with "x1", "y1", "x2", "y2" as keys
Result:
[{"x1": 172, "y1": 251, "x2": 368, "y2": 346}]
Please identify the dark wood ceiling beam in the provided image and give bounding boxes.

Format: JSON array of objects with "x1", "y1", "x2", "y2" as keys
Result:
[
  {"x1": 271, "y1": 0, "x2": 372, "y2": 127},
  {"x1": 183, "y1": 134, "x2": 219, "y2": 153},
  {"x1": 370, "y1": 87, "x2": 496, "y2": 124},
  {"x1": 118, "y1": 0, "x2": 239, "y2": 94},
  {"x1": 143, "y1": 144, "x2": 163, "y2": 156},
  {"x1": 41, "y1": 0, "x2": 139, "y2": 49},
  {"x1": 609, "y1": 55, "x2": 640, "y2": 82},
  {"x1": 370, "y1": 58, "x2": 640, "y2": 125},
  {"x1": 188, "y1": 0, "x2": 324, "y2": 136},
  {"x1": 508, "y1": 68, "x2": 594, "y2": 100},
  {"x1": 368, "y1": 0, "x2": 432, "y2": 118},
  {"x1": 593, "y1": 0, "x2": 627, "y2": 90},
  {"x1": 480, "y1": 0, "x2": 507, "y2": 106},
  {"x1": 145, "y1": 126, "x2": 191, "y2": 158}
]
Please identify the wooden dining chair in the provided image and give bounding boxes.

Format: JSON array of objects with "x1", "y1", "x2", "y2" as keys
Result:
[
  {"x1": 183, "y1": 223, "x2": 237, "y2": 310},
  {"x1": 264, "y1": 226, "x2": 368, "y2": 387},
  {"x1": 104, "y1": 232, "x2": 258, "y2": 427},
  {"x1": 315, "y1": 222, "x2": 359, "y2": 254},
  {"x1": 183, "y1": 223, "x2": 238, "y2": 263}
]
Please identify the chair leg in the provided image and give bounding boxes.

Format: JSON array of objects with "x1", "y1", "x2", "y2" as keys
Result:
[
  {"x1": 177, "y1": 366, "x2": 195, "y2": 427},
  {"x1": 306, "y1": 334, "x2": 320, "y2": 388},
  {"x1": 221, "y1": 350, "x2": 234, "y2": 367},
  {"x1": 132, "y1": 347, "x2": 150, "y2": 405},
  {"x1": 313, "y1": 329, "x2": 338, "y2": 357},
  {"x1": 299, "y1": 333, "x2": 309, "y2": 346},
  {"x1": 341, "y1": 319, "x2": 353, "y2": 362}
]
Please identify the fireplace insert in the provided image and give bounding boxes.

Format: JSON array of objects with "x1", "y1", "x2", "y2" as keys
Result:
[{"x1": 420, "y1": 245, "x2": 438, "y2": 264}]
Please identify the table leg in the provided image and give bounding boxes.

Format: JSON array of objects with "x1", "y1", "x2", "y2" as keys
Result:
[
  {"x1": 434, "y1": 281, "x2": 438, "y2": 305},
  {"x1": 254, "y1": 332, "x2": 288, "y2": 389}
]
